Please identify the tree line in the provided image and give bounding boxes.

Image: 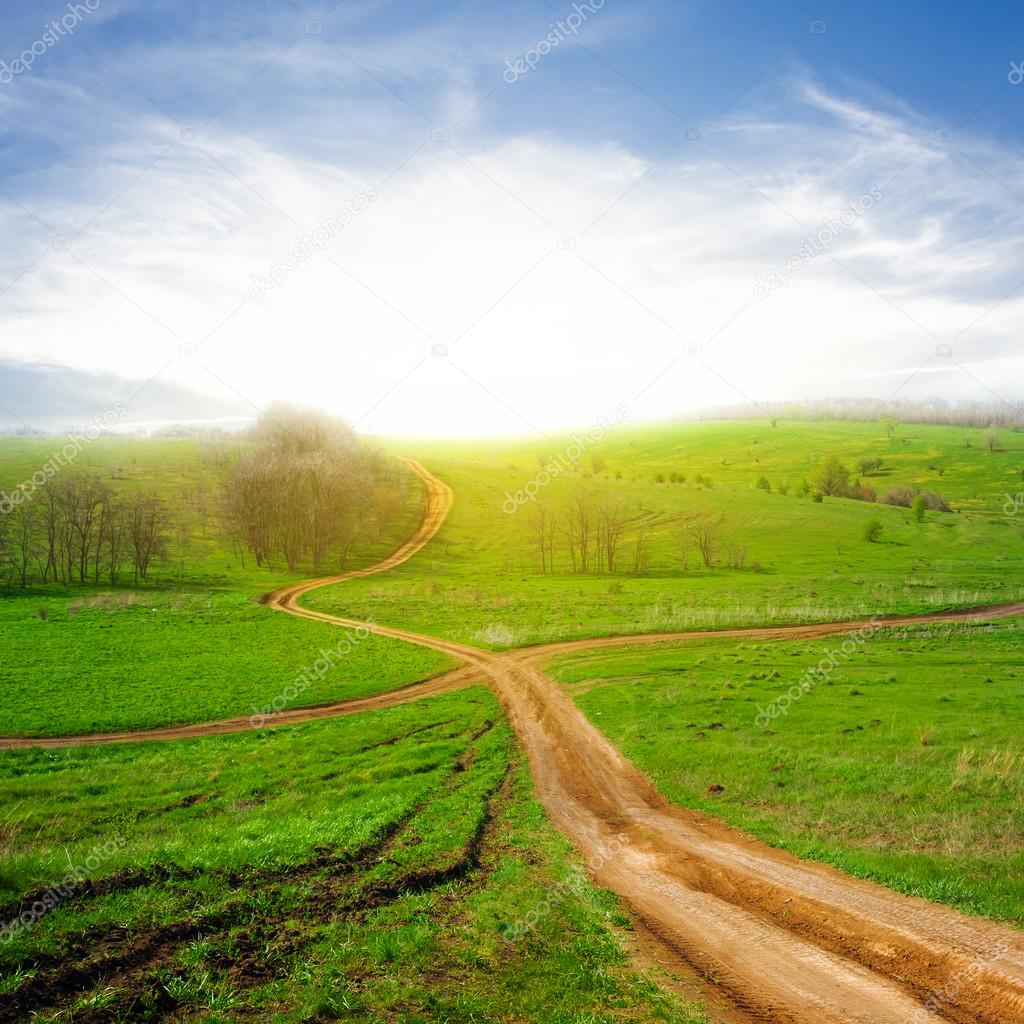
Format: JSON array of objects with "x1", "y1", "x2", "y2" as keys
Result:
[
  {"x1": 692, "y1": 398, "x2": 1024, "y2": 429},
  {"x1": 527, "y1": 487, "x2": 748, "y2": 575},
  {"x1": 0, "y1": 475, "x2": 171, "y2": 588},
  {"x1": 528, "y1": 490, "x2": 638, "y2": 575},
  {"x1": 0, "y1": 407, "x2": 405, "y2": 589}
]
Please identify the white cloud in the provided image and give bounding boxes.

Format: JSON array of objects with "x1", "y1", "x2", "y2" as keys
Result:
[{"x1": 2, "y1": 60, "x2": 1023, "y2": 436}]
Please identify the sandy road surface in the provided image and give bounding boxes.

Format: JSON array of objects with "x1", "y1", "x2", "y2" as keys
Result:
[{"x1": 4, "y1": 458, "x2": 1023, "y2": 1022}]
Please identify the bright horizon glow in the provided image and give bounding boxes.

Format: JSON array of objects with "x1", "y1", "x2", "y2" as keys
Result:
[{"x1": 1, "y1": 2, "x2": 1022, "y2": 438}]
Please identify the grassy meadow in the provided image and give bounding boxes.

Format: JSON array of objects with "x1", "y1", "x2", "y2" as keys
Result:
[
  {"x1": 0, "y1": 437, "x2": 451, "y2": 737},
  {"x1": 308, "y1": 418, "x2": 1024, "y2": 647},
  {"x1": 0, "y1": 690, "x2": 705, "y2": 1023},
  {"x1": 3, "y1": 418, "x2": 1022, "y2": 737},
  {"x1": 1, "y1": 415, "x2": 1022, "y2": 1020},
  {"x1": 551, "y1": 617, "x2": 1024, "y2": 926}
]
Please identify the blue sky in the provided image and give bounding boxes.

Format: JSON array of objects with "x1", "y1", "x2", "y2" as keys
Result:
[{"x1": 1, "y1": 0, "x2": 1023, "y2": 435}]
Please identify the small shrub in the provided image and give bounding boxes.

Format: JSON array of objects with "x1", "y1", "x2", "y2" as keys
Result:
[
  {"x1": 863, "y1": 518, "x2": 884, "y2": 543},
  {"x1": 881, "y1": 485, "x2": 914, "y2": 508},
  {"x1": 919, "y1": 490, "x2": 951, "y2": 512}
]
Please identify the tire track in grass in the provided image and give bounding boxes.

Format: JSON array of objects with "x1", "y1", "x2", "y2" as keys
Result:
[
  {"x1": 6, "y1": 459, "x2": 1024, "y2": 1022},
  {"x1": 0, "y1": 720, "x2": 503, "y2": 1023}
]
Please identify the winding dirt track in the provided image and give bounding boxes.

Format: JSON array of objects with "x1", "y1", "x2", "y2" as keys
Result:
[{"x1": 5, "y1": 458, "x2": 1024, "y2": 1022}]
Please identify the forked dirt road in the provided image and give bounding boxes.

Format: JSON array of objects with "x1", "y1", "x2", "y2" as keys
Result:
[{"x1": 4, "y1": 458, "x2": 1024, "y2": 1022}]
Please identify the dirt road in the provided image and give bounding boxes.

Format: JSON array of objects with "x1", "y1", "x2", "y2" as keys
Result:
[{"x1": 5, "y1": 458, "x2": 1024, "y2": 1022}]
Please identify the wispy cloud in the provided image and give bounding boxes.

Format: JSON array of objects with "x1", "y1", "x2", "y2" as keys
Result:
[{"x1": 1, "y1": 2, "x2": 1022, "y2": 435}]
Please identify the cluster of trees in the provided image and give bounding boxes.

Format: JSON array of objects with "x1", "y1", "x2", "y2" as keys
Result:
[
  {"x1": 527, "y1": 488, "x2": 748, "y2": 575},
  {"x1": 753, "y1": 456, "x2": 952, "y2": 512},
  {"x1": 0, "y1": 408, "x2": 403, "y2": 589},
  {"x1": 528, "y1": 491, "x2": 639, "y2": 574},
  {"x1": 879, "y1": 486, "x2": 950, "y2": 513},
  {"x1": 678, "y1": 515, "x2": 747, "y2": 571},
  {"x1": 0, "y1": 474, "x2": 171, "y2": 588},
  {"x1": 221, "y1": 407, "x2": 402, "y2": 573}
]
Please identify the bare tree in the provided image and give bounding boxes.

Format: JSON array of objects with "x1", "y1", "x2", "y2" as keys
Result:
[
  {"x1": 126, "y1": 493, "x2": 170, "y2": 583},
  {"x1": 57, "y1": 474, "x2": 112, "y2": 583},
  {"x1": 596, "y1": 493, "x2": 629, "y2": 574},
  {"x1": 631, "y1": 525, "x2": 649, "y2": 574},
  {"x1": 221, "y1": 406, "x2": 392, "y2": 574},
  {"x1": 564, "y1": 489, "x2": 595, "y2": 573},
  {"x1": 92, "y1": 491, "x2": 124, "y2": 584},
  {"x1": 38, "y1": 485, "x2": 63, "y2": 582},
  {"x1": 684, "y1": 515, "x2": 721, "y2": 570},
  {"x1": 528, "y1": 502, "x2": 557, "y2": 573},
  {"x1": 221, "y1": 460, "x2": 273, "y2": 567},
  {"x1": 0, "y1": 508, "x2": 11, "y2": 586},
  {"x1": 723, "y1": 536, "x2": 748, "y2": 570},
  {"x1": 561, "y1": 512, "x2": 578, "y2": 574},
  {"x1": 103, "y1": 500, "x2": 128, "y2": 585}
]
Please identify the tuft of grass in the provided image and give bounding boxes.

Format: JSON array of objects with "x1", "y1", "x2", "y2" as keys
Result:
[
  {"x1": 0, "y1": 690, "x2": 708, "y2": 1023},
  {"x1": 553, "y1": 618, "x2": 1024, "y2": 926}
]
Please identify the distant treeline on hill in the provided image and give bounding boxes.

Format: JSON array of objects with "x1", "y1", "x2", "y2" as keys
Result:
[{"x1": 692, "y1": 398, "x2": 1023, "y2": 429}]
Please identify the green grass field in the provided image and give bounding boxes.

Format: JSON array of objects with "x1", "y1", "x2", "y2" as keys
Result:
[
  {"x1": 0, "y1": 690, "x2": 705, "y2": 1023},
  {"x1": 0, "y1": 440, "x2": 452, "y2": 737},
  {"x1": 4, "y1": 419, "x2": 1022, "y2": 737},
  {"x1": 308, "y1": 419, "x2": 1024, "y2": 647},
  {"x1": 0, "y1": 589, "x2": 453, "y2": 736},
  {"x1": 550, "y1": 617, "x2": 1024, "y2": 926},
  {"x1": 2, "y1": 417, "x2": 1022, "y2": 1019}
]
